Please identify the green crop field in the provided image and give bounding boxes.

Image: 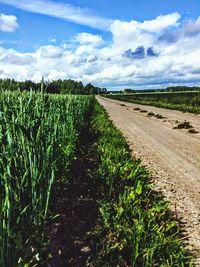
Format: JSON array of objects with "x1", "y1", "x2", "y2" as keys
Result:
[
  {"x1": 0, "y1": 90, "x2": 192, "y2": 266},
  {"x1": 105, "y1": 91, "x2": 200, "y2": 114},
  {"x1": 0, "y1": 91, "x2": 93, "y2": 266}
]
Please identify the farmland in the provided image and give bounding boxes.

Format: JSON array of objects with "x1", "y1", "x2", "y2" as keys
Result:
[
  {"x1": 0, "y1": 91, "x2": 93, "y2": 266},
  {"x1": 0, "y1": 90, "x2": 194, "y2": 266},
  {"x1": 105, "y1": 91, "x2": 200, "y2": 114}
]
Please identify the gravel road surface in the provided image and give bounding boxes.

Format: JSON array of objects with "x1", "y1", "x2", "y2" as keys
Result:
[{"x1": 97, "y1": 96, "x2": 200, "y2": 263}]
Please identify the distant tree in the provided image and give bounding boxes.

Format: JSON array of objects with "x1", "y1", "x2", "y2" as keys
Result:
[{"x1": 0, "y1": 78, "x2": 107, "y2": 95}]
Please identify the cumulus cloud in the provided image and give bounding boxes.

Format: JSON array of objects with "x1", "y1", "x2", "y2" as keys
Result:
[
  {"x1": 123, "y1": 47, "x2": 158, "y2": 59},
  {"x1": 74, "y1": 33, "x2": 103, "y2": 46},
  {"x1": 191, "y1": 68, "x2": 200, "y2": 74},
  {"x1": 139, "y1": 13, "x2": 181, "y2": 32},
  {"x1": 123, "y1": 47, "x2": 145, "y2": 59},
  {"x1": 0, "y1": 46, "x2": 35, "y2": 65},
  {"x1": 2, "y1": 54, "x2": 35, "y2": 65},
  {"x1": 0, "y1": 13, "x2": 200, "y2": 89},
  {"x1": 88, "y1": 56, "x2": 98, "y2": 63},
  {"x1": 0, "y1": 0, "x2": 112, "y2": 30},
  {"x1": 39, "y1": 45, "x2": 64, "y2": 58},
  {"x1": 146, "y1": 47, "x2": 158, "y2": 57},
  {"x1": 110, "y1": 12, "x2": 180, "y2": 35},
  {"x1": 159, "y1": 16, "x2": 200, "y2": 44},
  {"x1": 105, "y1": 12, "x2": 181, "y2": 63},
  {"x1": 110, "y1": 20, "x2": 153, "y2": 49},
  {"x1": 183, "y1": 17, "x2": 200, "y2": 37},
  {"x1": 158, "y1": 31, "x2": 178, "y2": 44},
  {"x1": 0, "y1": 13, "x2": 19, "y2": 32}
]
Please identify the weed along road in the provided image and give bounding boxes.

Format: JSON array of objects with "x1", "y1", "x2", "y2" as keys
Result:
[{"x1": 97, "y1": 96, "x2": 200, "y2": 258}]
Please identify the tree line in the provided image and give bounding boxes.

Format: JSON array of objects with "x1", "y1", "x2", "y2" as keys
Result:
[
  {"x1": 122, "y1": 86, "x2": 200, "y2": 94},
  {"x1": 0, "y1": 78, "x2": 107, "y2": 95}
]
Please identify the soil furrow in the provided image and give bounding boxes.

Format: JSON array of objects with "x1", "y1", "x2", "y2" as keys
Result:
[{"x1": 47, "y1": 122, "x2": 97, "y2": 267}]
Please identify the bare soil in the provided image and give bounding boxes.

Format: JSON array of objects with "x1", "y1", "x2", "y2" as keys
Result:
[
  {"x1": 47, "y1": 123, "x2": 97, "y2": 267},
  {"x1": 97, "y1": 96, "x2": 200, "y2": 264}
]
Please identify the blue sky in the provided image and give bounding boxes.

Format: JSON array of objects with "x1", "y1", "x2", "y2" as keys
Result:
[{"x1": 0, "y1": 0, "x2": 200, "y2": 89}]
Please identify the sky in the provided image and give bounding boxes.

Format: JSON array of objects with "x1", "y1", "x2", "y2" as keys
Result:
[{"x1": 0, "y1": 0, "x2": 200, "y2": 89}]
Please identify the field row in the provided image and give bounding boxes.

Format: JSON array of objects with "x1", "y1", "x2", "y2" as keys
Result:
[{"x1": 0, "y1": 91, "x2": 93, "y2": 266}]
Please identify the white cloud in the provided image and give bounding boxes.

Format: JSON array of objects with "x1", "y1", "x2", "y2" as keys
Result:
[
  {"x1": 75, "y1": 45, "x2": 97, "y2": 56},
  {"x1": 140, "y1": 13, "x2": 181, "y2": 32},
  {"x1": 0, "y1": 13, "x2": 200, "y2": 89},
  {"x1": 39, "y1": 45, "x2": 64, "y2": 58},
  {"x1": 110, "y1": 13, "x2": 180, "y2": 51},
  {"x1": 50, "y1": 38, "x2": 56, "y2": 43},
  {"x1": 0, "y1": 13, "x2": 19, "y2": 32},
  {"x1": 159, "y1": 16, "x2": 200, "y2": 43},
  {"x1": 2, "y1": 53, "x2": 35, "y2": 65},
  {"x1": 182, "y1": 17, "x2": 200, "y2": 37},
  {"x1": 0, "y1": 46, "x2": 35, "y2": 65},
  {"x1": 74, "y1": 33, "x2": 103, "y2": 46},
  {"x1": 47, "y1": 70, "x2": 67, "y2": 80},
  {"x1": 0, "y1": 0, "x2": 112, "y2": 30}
]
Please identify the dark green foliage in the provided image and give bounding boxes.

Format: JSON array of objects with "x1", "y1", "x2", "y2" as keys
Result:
[
  {"x1": 0, "y1": 78, "x2": 107, "y2": 95},
  {"x1": 106, "y1": 92, "x2": 200, "y2": 114},
  {"x1": 123, "y1": 86, "x2": 200, "y2": 94}
]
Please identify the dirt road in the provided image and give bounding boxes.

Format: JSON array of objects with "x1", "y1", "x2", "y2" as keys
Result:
[{"x1": 97, "y1": 96, "x2": 200, "y2": 261}]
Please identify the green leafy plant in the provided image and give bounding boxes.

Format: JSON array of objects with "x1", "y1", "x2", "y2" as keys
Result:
[{"x1": 88, "y1": 102, "x2": 192, "y2": 266}]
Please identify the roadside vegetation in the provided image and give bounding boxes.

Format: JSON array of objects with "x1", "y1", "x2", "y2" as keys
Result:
[
  {"x1": 0, "y1": 90, "x2": 192, "y2": 266},
  {"x1": 88, "y1": 103, "x2": 192, "y2": 266},
  {"x1": 105, "y1": 92, "x2": 200, "y2": 114}
]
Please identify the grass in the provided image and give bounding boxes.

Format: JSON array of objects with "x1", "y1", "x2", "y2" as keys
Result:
[
  {"x1": 105, "y1": 92, "x2": 200, "y2": 114},
  {"x1": 88, "y1": 102, "x2": 192, "y2": 266}
]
